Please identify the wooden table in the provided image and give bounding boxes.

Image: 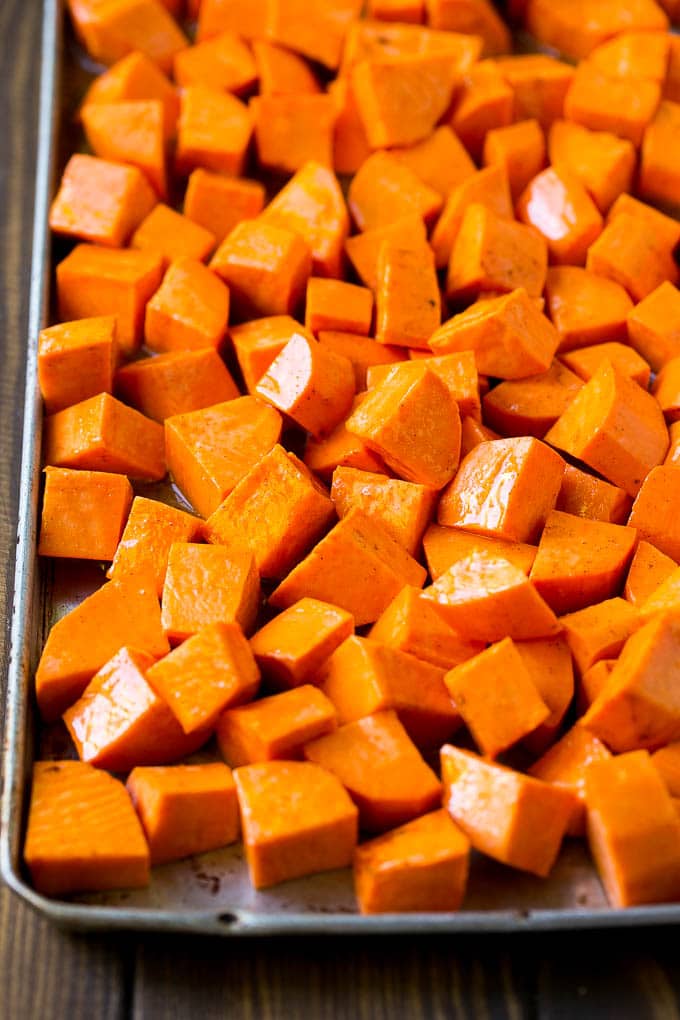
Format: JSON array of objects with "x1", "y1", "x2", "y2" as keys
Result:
[{"x1": 3, "y1": 3, "x2": 680, "y2": 1016}]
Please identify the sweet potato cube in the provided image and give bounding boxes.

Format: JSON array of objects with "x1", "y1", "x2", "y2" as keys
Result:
[
  {"x1": 639, "y1": 566, "x2": 680, "y2": 622},
  {"x1": 517, "y1": 166, "x2": 603, "y2": 267},
  {"x1": 24, "y1": 761, "x2": 149, "y2": 896},
  {"x1": 229, "y1": 315, "x2": 299, "y2": 394},
  {"x1": 530, "y1": 510, "x2": 636, "y2": 615},
  {"x1": 608, "y1": 192, "x2": 680, "y2": 250},
  {"x1": 234, "y1": 760, "x2": 358, "y2": 888},
  {"x1": 366, "y1": 352, "x2": 481, "y2": 421},
  {"x1": 653, "y1": 357, "x2": 680, "y2": 421},
  {"x1": 145, "y1": 257, "x2": 230, "y2": 354},
  {"x1": 354, "y1": 809, "x2": 470, "y2": 914},
  {"x1": 211, "y1": 220, "x2": 311, "y2": 319},
  {"x1": 628, "y1": 281, "x2": 680, "y2": 373},
  {"x1": 127, "y1": 763, "x2": 239, "y2": 865},
  {"x1": 624, "y1": 540, "x2": 677, "y2": 607},
  {"x1": 483, "y1": 361, "x2": 583, "y2": 439},
  {"x1": 516, "y1": 634, "x2": 574, "y2": 752},
  {"x1": 639, "y1": 100, "x2": 680, "y2": 208},
  {"x1": 250, "y1": 598, "x2": 354, "y2": 690},
  {"x1": 196, "y1": 0, "x2": 268, "y2": 40},
  {"x1": 444, "y1": 638, "x2": 549, "y2": 758},
  {"x1": 331, "y1": 466, "x2": 435, "y2": 556},
  {"x1": 391, "y1": 125, "x2": 476, "y2": 199},
  {"x1": 493, "y1": 53, "x2": 574, "y2": 128},
  {"x1": 564, "y1": 64, "x2": 661, "y2": 147},
  {"x1": 203, "y1": 445, "x2": 335, "y2": 578},
  {"x1": 585, "y1": 750, "x2": 680, "y2": 907},
  {"x1": 430, "y1": 164, "x2": 513, "y2": 270},
  {"x1": 529, "y1": 726, "x2": 612, "y2": 837},
  {"x1": 305, "y1": 279, "x2": 373, "y2": 337},
  {"x1": 556, "y1": 464, "x2": 632, "y2": 526},
  {"x1": 545, "y1": 266, "x2": 633, "y2": 353},
  {"x1": 38, "y1": 467, "x2": 132, "y2": 562},
  {"x1": 251, "y1": 94, "x2": 337, "y2": 174},
  {"x1": 586, "y1": 214, "x2": 678, "y2": 304},
  {"x1": 63, "y1": 645, "x2": 206, "y2": 772},
  {"x1": 430, "y1": 289, "x2": 559, "y2": 379},
  {"x1": 49, "y1": 153, "x2": 157, "y2": 248},
  {"x1": 115, "y1": 349, "x2": 238, "y2": 423},
  {"x1": 44, "y1": 392, "x2": 166, "y2": 481},
  {"x1": 560, "y1": 342, "x2": 650, "y2": 389},
  {"x1": 38, "y1": 316, "x2": 117, "y2": 416},
  {"x1": 217, "y1": 685, "x2": 336, "y2": 766},
  {"x1": 588, "y1": 29, "x2": 670, "y2": 82},
  {"x1": 348, "y1": 151, "x2": 443, "y2": 232},
  {"x1": 651, "y1": 743, "x2": 680, "y2": 797},
  {"x1": 260, "y1": 161, "x2": 349, "y2": 279},
  {"x1": 579, "y1": 659, "x2": 616, "y2": 714},
  {"x1": 184, "y1": 168, "x2": 265, "y2": 244},
  {"x1": 82, "y1": 99, "x2": 167, "y2": 198},
  {"x1": 107, "y1": 495, "x2": 201, "y2": 596},
  {"x1": 252, "y1": 39, "x2": 320, "y2": 95},
  {"x1": 526, "y1": 0, "x2": 668, "y2": 63},
  {"x1": 441, "y1": 745, "x2": 575, "y2": 877},
  {"x1": 56, "y1": 244, "x2": 163, "y2": 354},
  {"x1": 447, "y1": 204, "x2": 548, "y2": 303},
  {"x1": 423, "y1": 524, "x2": 537, "y2": 580},
  {"x1": 164, "y1": 396, "x2": 282, "y2": 518},
  {"x1": 369, "y1": 585, "x2": 483, "y2": 670},
  {"x1": 68, "y1": 0, "x2": 188, "y2": 72},
  {"x1": 346, "y1": 364, "x2": 460, "y2": 489},
  {"x1": 448, "y1": 62, "x2": 513, "y2": 161},
  {"x1": 561, "y1": 598, "x2": 640, "y2": 674},
  {"x1": 548, "y1": 119, "x2": 635, "y2": 215},
  {"x1": 147, "y1": 622, "x2": 260, "y2": 733},
  {"x1": 582, "y1": 614, "x2": 680, "y2": 752},
  {"x1": 545, "y1": 361, "x2": 669, "y2": 497},
  {"x1": 176, "y1": 85, "x2": 252, "y2": 176},
  {"x1": 345, "y1": 214, "x2": 427, "y2": 291},
  {"x1": 319, "y1": 332, "x2": 404, "y2": 391},
  {"x1": 305, "y1": 710, "x2": 441, "y2": 832},
  {"x1": 319, "y1": 635, "x2": 459, "y2": 747},
  {"x1": 422, "y1": 550, "x2": 560, "y2": 642},
  {"x1": 80, "y1": 50, "x2": 179, "y2": 139},
  {"x1": 374, "y1": 241, "x2": 440, "y2": 349},
  {"x1": 352, "y1": 51, "x2": 458, "y2": 149},
  {"x1": 161, "y1": 543, "x2": 260, "y2": 643},
  {"x1": 483, "y1": 119, "x2": 546, "y2": 202},
  {"x1": 270, "y1": 508, "x2": 426, "y2": 626},
  {"x1": 131, "y1": 203, "x2": 216, "y2": 266},
  {"x1": 267, "y1": 0, "x2": 363, "y2": 70},
  {"x1": 628, "y1": 465, "x2": 680, "y2": 561},
  {"x1": 256, "y1": 332, "x2": 355, "y2": 438},
  {"x1": 438, "y1": 437, "x2": 564, "y2": 544},
  {"x1": 173, "y1": 30, "x2": 257, "y2": 95},
  {"x1": 303, "y1": 400, "x2": 388, "y2": 481},
  {"x1": 329, "y1": 75, "x2": 371, "y2": 176}
]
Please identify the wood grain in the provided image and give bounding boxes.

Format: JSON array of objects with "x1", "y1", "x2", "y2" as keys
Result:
[{"x1": 3, "y1": 3, "x2": 680, "y2": 1019}]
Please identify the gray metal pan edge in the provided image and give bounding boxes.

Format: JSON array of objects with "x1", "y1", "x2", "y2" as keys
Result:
[{"x1": 5, "y1": 0, "x2": 680, "y2": 935}]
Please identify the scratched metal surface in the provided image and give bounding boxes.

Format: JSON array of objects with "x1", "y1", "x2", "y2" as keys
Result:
[{"x1": 5, "y1": 0, "x2": 680, "y2": 936}]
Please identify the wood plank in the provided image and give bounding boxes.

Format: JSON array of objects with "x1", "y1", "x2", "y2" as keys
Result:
[{"x1": 0, "y1": 3, "x2": 130, "y2": 1018}]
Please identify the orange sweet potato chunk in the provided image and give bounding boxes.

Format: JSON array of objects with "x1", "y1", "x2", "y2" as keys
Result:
[
  {"x1": 483, "y1": 361, "x2": 583, "y2": 439},
  {"x1": 561, "y1": 597, "x2": 641, "y2": 674},
  {"x1": 145, "y1": 257, "x2": 230, "y2": 353},
  {"x1": 305, "y1": 279, "x2": 373, "y2": 337},
  {"x1": 230, "y1": 315, "x2": 301, "y2": 394},
  {"x1": 530, "y1": 510, "x2": 637, "y2": 615},
  {"x1": 556, "y1": 464, "x2": 632, "y2": 526},
  {"x1": 68, "y1": 0, "x2": 188, "y2": 71},
  {"x1": 483, "y1": 119, "x2": 545, "y2": 202},
  {"x1": 176, "y1": 85, "x2": 252, "y2": 177},
  {"x1": 448, "y1": 62, "x2": 513, "y2": 162},
  {"x1": 422, "y1": 550, "x2": 560, "y2": 642},
  {"x1": 147, "y1": 622, "x2": 260, "y2": 734},
  {"x1": 560, "y1": 342, "x2": 650, "y2": 389},
  {"x1": 392, "y1": 125, "x2": 476, "y2": 199},
  {"x1": 586, "y1": 214, "x2": 678, "y2": 304},
  {"x1": 639, "y1": 100, "x2": 680, "y2": 209},
  {"x1": 354, "y1": 809, "x2": 470, "y2": 914},
  {"x1": 582, "y1": 614, "x2": 680, "y2": 752},
  {"x1": 115, "y1": 349, "x2": 239, "y2": 423},
  {"x1": 107, "y1": 496, "x2": 201, "y2": 596},
  {"x1": 346, "y1": 364, "x2": 460, "y2": 489},
  {"x1": 438, "y1": 437, "x2": 564, "y2": 544},
  {"x1": 517, "y1": 166, "x2": 603, "y2": 267},
  {"x1": 24, "y1": 761, "x2": 149, "y2": 896},
  {"x1": 44, "y1": 392, "x2": 165, "y2": 482},
  {"x1": 445, "y1": 638, "x2": 549, "y2": 758},
  {"x1": 63, "y1": 647, "x2": 206, "y2": 771},
  {"x1": 516, "y1": 633, "x2": 574, "y2": 752},
  {"x1": 545, "y1": 361, "x2": 668, "y2": 497},
  {"x1": 628, "y1": 281, "x2": 680, "y2": 373},
  {"x1": 348, "y1": 151, "x2": 443, "y2": 232},
  {"x1": 253, "y1": 39, "x2": 321, "y2": 95},
  {"x1": 80, "y1": 51, "x2": 179, "y2": 139},
  {"x1": 651, "y1": 743, "x2": 680, "y2": 797},
  {"x1": 173, "y1": 31, "x2": 257, "y2": 95},
  {"x1": 132, "y1": 203, "x2": 216, "y2": 266},
  {"x1": 304, "y1": 398, "x2": 388, "y2": 481},
  {"x1": 331, "y1": 466, "x2": 435, "y2": 556},
  {"x1": 430, "y1": 164, "x2": 513, "y2": 270},
  {"x1": 529, "y1": 725, "x2": 612, "y2": 837},
  {"x1": 82, "y1": 99, "x2": 168, "y2": 198},
  {"x1": 164, "y1": 396, "x2": 282, "y2": 518},
  {"x1": 251, "y1": 94, "x2": 337, "y2": 174},
  {"x1": 49, "y1": 153, "x2": 157, "y2": 248},
  {"x1": 429, "y1": 289, "x2": 559, "y2": 379},
  {"x1": 203, "y1": 445, "x2": 335, "y2": 578},
  {"x1": 545, "y1": 266, "x2": 633, "y2": 353},
  {"x1": 585, "y1": 750, "x2": 680, "y2": 907},
  {"x1": 369, "y1": 585, "x2": 483, "y2": 670},
  {"x1": 493, "y1": 53, "x2": 574, "y2": 128},
  {"x1": 250, "y1": 598, "x2": 354, "y2": 690},
  {"x1": 234, "y1": 760, "x2": 358, "y2": 888},
  {"x1": 218, "y1": 685, "x2": 337, "y2": 767},
  {"x1": 628, "y1": 465, "x2": 680, "y2": 561},
  {"x1": 441, "y1": 745, "x2": 575, "y2": 877},
  {"x1": 345, "y1": 214, "x2": 427, "y2": 290},
  {"x1": 161, "y1": 543, "x2": 260, "y2": 643},
  {"x1": 423, "y1": 524, "x2": 537, "y2": 580},
  {"x1": 653, "y1": 358, "x2": 680, "y2": 421},
  {"x1": 270, "y1": 508, "x2": 426, "y2": 626},
  {"x1": 38, "y1": 467, "x2": 132, "y2": 562},
  {"x1": 375, "y1": 241, "x2": 440, "y2": 349},
  {"x1": 319, "y1": 635, "x2": 459, "y2": 748},
  {"x1": 127, "y1": 762, "x2": 239, "y2": 864},
  {"x1": 38, "y1": 316, "x2": 117, "y2": 415},
  {"x1": 548, "y1": 119, "x2": 635, "y2": 215},
  {"x1": 624, "y1": 540, "x2": 677, "y2": 607},
  {"x1": 183, "y1": 170, "x2": 265, "y2": 245},
  {"x1": 305, "y1": 710, "x2": 442, "y2": 832}
]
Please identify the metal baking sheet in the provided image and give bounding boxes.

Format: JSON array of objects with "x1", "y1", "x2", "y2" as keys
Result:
[{"x1": 6, "y1": 0, "x2": 680, "y2": 935}]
